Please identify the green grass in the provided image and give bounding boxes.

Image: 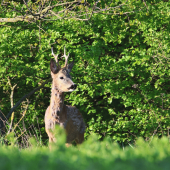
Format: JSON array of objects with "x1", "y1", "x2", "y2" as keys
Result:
[{"x1": 1, "y1": 128, "x2": 170, "y2": 170}]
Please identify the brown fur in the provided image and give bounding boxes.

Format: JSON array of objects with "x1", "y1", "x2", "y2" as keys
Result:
[{"x1": 45, "y1": 56, "x2": 85, "y2": 146}]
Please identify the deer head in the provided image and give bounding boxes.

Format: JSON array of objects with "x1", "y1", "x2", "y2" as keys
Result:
[{"x1": 50, "y1": 47, "x2": 77, "y2": 92}]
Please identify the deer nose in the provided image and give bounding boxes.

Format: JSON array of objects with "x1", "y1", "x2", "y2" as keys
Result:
[{"x1": 70, "y1": 84, "x2": 77, "y2": 90}]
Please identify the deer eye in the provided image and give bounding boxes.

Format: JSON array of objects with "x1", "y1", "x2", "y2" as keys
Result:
[{"x1": 60, "y1": 77, "x2": 64, "y2": 79}]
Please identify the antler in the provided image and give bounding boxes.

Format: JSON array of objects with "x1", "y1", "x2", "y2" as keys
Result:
[
  {"x1": 51, "y1": 47, "x2": 60, "y2": 69},
  {"x1": 61, "y1": 46, "x2": 69, "y2": 67}
]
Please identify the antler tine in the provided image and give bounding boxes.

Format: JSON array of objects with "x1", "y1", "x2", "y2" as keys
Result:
[
  {"x1": 61, "y1": 46, "x2": 69, "y2": 67},
  {"x1": 51, "y1": 47, "x2": 60, "y2": 68}
]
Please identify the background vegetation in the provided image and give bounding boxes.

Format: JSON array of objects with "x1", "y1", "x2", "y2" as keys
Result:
[{"x1": 0, "y1": 0, "x2": 170, "y2": 147}]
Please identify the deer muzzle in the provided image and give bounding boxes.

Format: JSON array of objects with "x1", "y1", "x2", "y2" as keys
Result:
[{"x1": 68, "y1": 84, "x2": 77, "y2": 91}]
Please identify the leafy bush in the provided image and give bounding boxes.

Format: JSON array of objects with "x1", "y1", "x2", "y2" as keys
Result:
[
  {"x1": 1, "y1": 129, "x2": 170, "y2": 170},
  {"x1": 0, "y1": 0, "x2": 170, "y2": 145}
]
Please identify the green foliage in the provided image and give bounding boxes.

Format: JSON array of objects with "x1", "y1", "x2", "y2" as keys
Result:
[
  {"x1": 1, "y1": 0, "x2": 170, "y2": 145},
  {"x1": 1, "y1": 135, "x2": 170, "y2": 170}
]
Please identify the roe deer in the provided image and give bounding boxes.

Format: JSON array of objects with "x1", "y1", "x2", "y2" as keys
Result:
[{"x1": 45, "y1": 47, "x2": 85, "y2": 146}]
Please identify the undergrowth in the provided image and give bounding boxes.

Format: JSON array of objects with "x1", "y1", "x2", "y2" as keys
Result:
[{"x1": 0, "y1": 127, "x2": 170, "y2": 170}]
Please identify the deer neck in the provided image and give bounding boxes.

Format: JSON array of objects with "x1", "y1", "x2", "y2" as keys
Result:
[{"x1": 50, "y1": 82, "x2": 64, "y2": 119}]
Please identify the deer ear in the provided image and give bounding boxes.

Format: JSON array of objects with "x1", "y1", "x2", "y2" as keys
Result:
[
  {"x1": 67, "y1": 61, "x2": 74, "y2": 73},
  {"x1": 50, "y1": 59, "x2": 58, "y2": 74}
]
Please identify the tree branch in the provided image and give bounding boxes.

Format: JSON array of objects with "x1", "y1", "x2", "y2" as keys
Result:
[
  {"x1": 7, "y1": 76, "x2": 17, "y2": 133},
  {"x1": 6, "y1": 77, "x2": 52, "y2": 120},
  {"x1": 0, "y1": 0, "x2": 142, "y2": 23}
]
